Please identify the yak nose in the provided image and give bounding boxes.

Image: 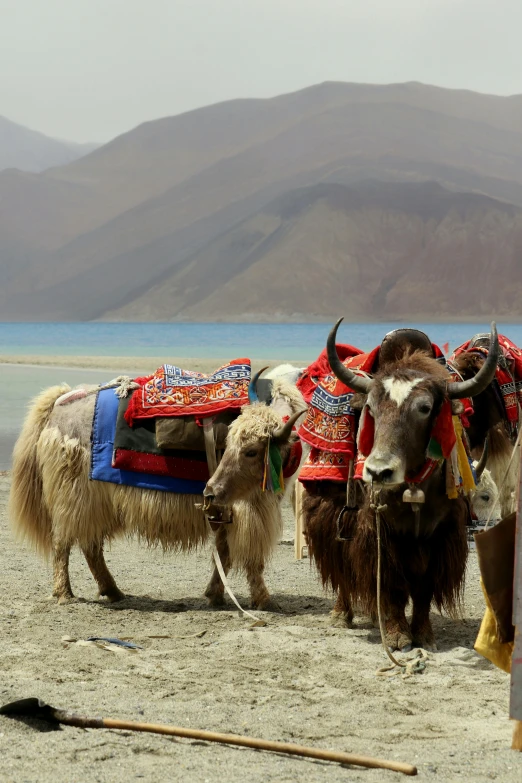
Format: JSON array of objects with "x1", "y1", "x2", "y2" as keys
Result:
[
  {"x1": 366, "y1": 466, "x2": 394, "y2": 483},
  {"x1": 364, "y1": 454, "x2": 402, "y2": 484},
  {"x1": 203, "y1": 486, "x2": 215, "y2": 502}
]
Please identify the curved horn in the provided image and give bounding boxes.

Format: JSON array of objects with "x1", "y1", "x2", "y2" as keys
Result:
[
  {"x1": 475, "y1": 436, "x2": 489, "y2": 480},
  {"x1": 327, "y1": 318, "x2": 373, "y2": 395},
  {"x1": 248, "y1": 366, "x2": 270, "y2": 404},
  {"x1": 447, "y1": 322, "x2": 499, "y2": 399},
  {"x1": 272, "y1": 409, "x2": 307, "y2": 442}
]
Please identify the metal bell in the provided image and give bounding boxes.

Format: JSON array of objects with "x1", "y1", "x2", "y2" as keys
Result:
[{"x1": 402, "y1": 487, "x2": 425, "y2": 506}]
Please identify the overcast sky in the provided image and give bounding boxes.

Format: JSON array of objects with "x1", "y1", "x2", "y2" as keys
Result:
[{"x1": 1, "y1": 0, "x2": 521, "y2": 143}]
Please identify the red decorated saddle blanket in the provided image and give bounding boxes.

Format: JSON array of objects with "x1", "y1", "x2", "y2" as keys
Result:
[
  {"x1": 125, "y1": 359, "x2": 251, "y2": 426},
  {"x1": 451, "y1": 334, "x2": 522, "y2": 432}
]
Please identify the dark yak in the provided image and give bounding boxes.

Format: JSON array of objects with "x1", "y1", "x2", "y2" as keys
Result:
[
  {"x1": 303, "y1": 320, "x2": 499, "y2": 651},
  {"x1": 449, "y1": 333, "x2": 521, "y2": 517}
]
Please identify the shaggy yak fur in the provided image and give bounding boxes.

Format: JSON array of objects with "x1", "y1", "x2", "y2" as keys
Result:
[
  {"x1": 304, "y1": 351, "x2": 471, "y2": 652},
  {"x1": 8, "y1": 376, "x2": 305, "y2": 608},
  {"x1": 451, "y1": 351, "x2": 518, "y2": 517}
]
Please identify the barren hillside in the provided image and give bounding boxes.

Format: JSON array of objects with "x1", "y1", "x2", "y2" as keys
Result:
[{"x1": 0, "y1": 81, "x2": 521, "y2": 321}]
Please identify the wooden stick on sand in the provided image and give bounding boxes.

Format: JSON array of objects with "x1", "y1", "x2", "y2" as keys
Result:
[{"x1": 0, "y1": 697, "x2": 417, "y2": 775}]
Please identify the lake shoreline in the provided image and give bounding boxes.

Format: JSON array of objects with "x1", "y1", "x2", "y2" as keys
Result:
[{"x1": 0, "y1": 355, "x2": 301, "y2": 373}]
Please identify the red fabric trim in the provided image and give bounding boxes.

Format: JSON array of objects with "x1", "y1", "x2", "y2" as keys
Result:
[{"x1": 112, "y1": 448, "x2": 210, "y2": 481}]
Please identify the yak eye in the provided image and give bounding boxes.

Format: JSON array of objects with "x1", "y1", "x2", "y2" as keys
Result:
[
  {"x1": 418, "y1": 403, "x2": 431, "y2": 415},
  {"x1": 480, "y1": 493, "x2": 490, "y2": 502},
  {"x1": 245, "y1": 449, "x2": 258, "y2": 458}
]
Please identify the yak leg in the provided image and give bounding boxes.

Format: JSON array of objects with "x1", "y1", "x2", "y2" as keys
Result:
[
  {"x1": 331, "y1": 583, "x2": 354, "y2": 627},
  {"x1": 410, "y1": 579, "x2": 436, "y2": 651},
  {"x1": 204, "y1": 527, "x2": 231, "y2": 607},
  {"x1": 81, "y1": 541, "x2": 125, "y2": 602},
  {"x1": 247, "y1": 560, "x2": 281, "y2": 612},
  {"x1": 52, "y1": 539, "x2": 75, "y2": 603},
  {"x1": 384, "y1": 589, "x2": 412, "y2": 652}
]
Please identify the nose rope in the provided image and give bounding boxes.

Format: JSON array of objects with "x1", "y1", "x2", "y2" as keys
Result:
[{"x1": 370, "y1": 486, "x2": 429, "y2": 679}]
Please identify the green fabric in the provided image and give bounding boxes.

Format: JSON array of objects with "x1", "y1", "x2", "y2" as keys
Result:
[{"x1": 269, "y1": 442, "x2": 284, "y2": 494}]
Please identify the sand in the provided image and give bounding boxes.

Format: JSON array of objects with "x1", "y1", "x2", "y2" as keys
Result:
[
  {"x1": 1, "y1": 472, "x2": 521, "y2": 783},
  {"x1": 1, "y1": 354, "x2": 521, "y2": 781},
  {"x1": 0, "y1": 355, "x2": 292, "y2": 373}
]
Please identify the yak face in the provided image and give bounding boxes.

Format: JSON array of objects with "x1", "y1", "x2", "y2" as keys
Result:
[
  {"x1": 362, "y1": 356, "x2": 448, "y2": 487},
  {"x1": 203, "y1": 405, "x2": 299, "y2": 506},
  {"x1": 470, "y1": 466, "x2": 501, "y2": 523}
]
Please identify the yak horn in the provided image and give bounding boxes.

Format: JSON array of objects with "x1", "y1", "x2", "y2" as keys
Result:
[
  {"x1": 248, "y1": 367, "x2": 270, "y2": 404},
  {"x1": 327, "y1": 318, "x2": 373, "y2": 395},
  {"x1": 272, "y1": 409, "x2": 307, "y2": 442},
  {"x1": 475, "y1": 436, "x2": 489, "y2": 480},
  {"x1": 448, "y1": 322, "x2": 499, "y2": 399}
]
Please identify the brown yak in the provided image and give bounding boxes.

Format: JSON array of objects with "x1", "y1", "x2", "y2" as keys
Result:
[
  {"x1": 303, "y1": 320, "x2": 499, "y2": 651},
  {"x1": 8, "y1": 373, "x2": 305, "y2": 608}
]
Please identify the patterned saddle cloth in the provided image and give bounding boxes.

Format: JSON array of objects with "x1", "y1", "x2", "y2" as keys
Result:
[
  {"x1": 91, "y1": 359, "x2": 252, "y2": 492},
  {"x1": 124, "y1": 359, "x2": 251, "y2": 426},
  {"x1": 90, "y1": 388, "x2": 208, "y2": 495}
]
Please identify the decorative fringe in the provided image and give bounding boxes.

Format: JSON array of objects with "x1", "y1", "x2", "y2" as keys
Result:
[
  {"x1": 262, "y1": 437, "x2": 284, "y2": 494},
  {"x1": 447, "y1": 416, "x2": 476, "y2": 499}
]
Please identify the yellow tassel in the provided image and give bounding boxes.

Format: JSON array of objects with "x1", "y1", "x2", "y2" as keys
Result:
[{"x1": 453, "y1": 416, "x2": 476, "y2": 494}]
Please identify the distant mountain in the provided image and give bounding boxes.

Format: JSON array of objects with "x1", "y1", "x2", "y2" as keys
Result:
[
  {"x1": 0, "y1": 114, "x2": 98, "y2": 173},
  {"x1": 101, "y1": 181, "x2": 522, "y2": 322},
  {"x1": 0, "y1": 81, "x2": 521, "y2": 321}
]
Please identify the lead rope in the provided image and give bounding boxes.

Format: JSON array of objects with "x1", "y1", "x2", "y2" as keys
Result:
[{"x1": 371, "y1": 489, "x2": 429, "y2": 678}]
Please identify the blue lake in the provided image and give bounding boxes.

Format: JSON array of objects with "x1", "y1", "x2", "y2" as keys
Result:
[{"x1": 1, "y1": 321, "x2": 520, "y2": 362}]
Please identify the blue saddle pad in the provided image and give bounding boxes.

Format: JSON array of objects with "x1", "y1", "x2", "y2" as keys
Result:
[{"x1": 90, "y1": 388, "x2": 206, "y2": 494}]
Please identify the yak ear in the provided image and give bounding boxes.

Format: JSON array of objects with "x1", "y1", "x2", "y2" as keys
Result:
[{"x1": 349, "y1": 393, "x2": 366, "y2": 411}]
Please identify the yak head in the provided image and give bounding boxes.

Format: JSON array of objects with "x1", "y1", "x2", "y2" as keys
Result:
[
  {"x1": 203, "y1": 404, "x2": 304, "y2": 506},
  {"x1": 326, "y1": 318, "x2": 499, "y2": 488}
]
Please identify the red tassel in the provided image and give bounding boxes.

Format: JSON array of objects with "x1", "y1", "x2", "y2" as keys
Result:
[
  {"x1": 357, "y1": 406, "x2": 375, "y2": 457},
  {"x1": 430, "y1": 399, "x2": 456, "y2": 459}
]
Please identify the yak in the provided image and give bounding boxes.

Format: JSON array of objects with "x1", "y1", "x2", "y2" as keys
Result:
[
  {"x1": 450, "y1": 343, "x2": 519, "y2": 518},
  {"x1": 302, "y1": 320, "x2": 499, "y2": 651},
  {"x1": 8, "y1": 372, "x2": 305, "y2": 609}
]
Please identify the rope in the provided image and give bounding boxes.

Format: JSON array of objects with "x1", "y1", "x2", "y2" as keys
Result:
[
  {"x1": 212, "y1": 549, "x2": 264, "y2": 625},
  {"x1": 54, "y1": 376, "x2": 140, "y2": 406},
  {"x1": 371, "y1": 490, "x2": 429, "y2": 679}
]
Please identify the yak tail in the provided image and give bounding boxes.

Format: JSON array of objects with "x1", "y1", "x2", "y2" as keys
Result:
[{"x1": 8, "y1": 384, "x2": 71, "y2": 556}]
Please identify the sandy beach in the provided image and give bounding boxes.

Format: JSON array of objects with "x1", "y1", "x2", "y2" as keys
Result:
[
  {"x1": 1, "y1": 473, "x2": 520, "y2": 783},
  {"x1": 0, "y1": 354, "x2": 521, "y2": 781}
]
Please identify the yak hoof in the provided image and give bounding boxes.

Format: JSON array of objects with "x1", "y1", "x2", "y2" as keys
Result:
[
  {"x1": 100, "y1": 587, "x2": 125, "y2": 603},
  {"x1": 56, "y1": 593, "x2": 77, "y2": 605},
  {"x1": 253, "y1": 597, "x2": 282, "y2": 613},
  {"x1": 385, "y1": 630, "x2": 413, "y2": 652},
  {"x1": 330, "y1": 610, "x2": 353, "y2": 628},
  {"x1": 206, "y1": 593, "x2": 226, "y2": 608},
  {"x1": 399, "y1": 643, "x2": 413, "y2": 653}
]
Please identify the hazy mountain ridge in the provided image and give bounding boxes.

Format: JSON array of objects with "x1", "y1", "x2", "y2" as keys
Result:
[
  {"x1": 0, "y1": 81, "x2": 521, "y2": 321},
  {"x1": 0, "y1": 114, "x2": 98, "y2": 173}
]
